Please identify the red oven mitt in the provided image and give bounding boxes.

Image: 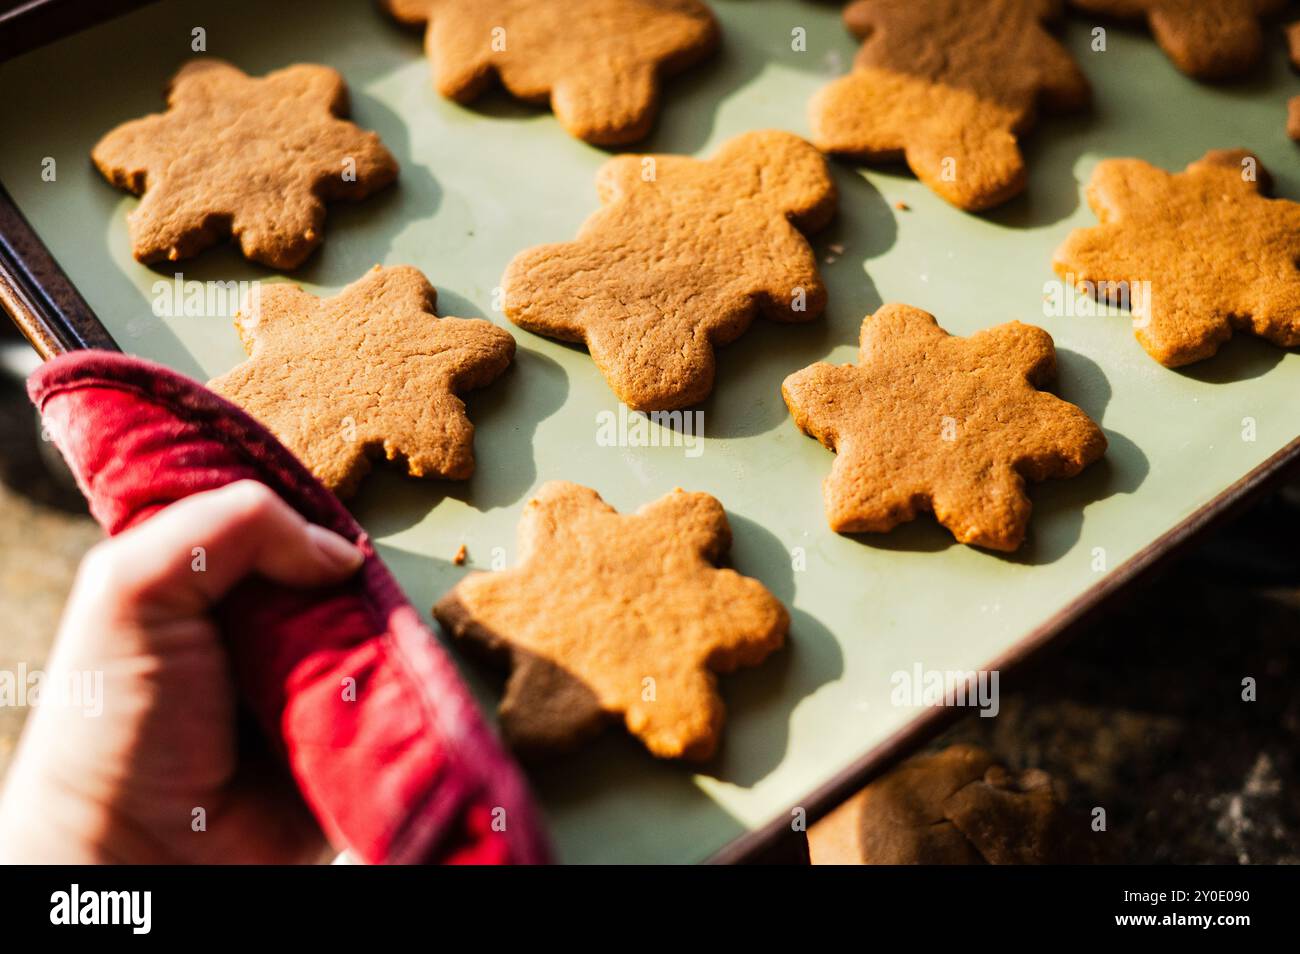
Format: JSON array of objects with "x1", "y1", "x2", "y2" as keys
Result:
[{"x1": 28, "y1": 350, "x2": 551, "y2": 865}]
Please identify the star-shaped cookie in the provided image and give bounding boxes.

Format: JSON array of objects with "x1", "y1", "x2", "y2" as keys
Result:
[
  {"x1": 782, "y1": 304, "x2": 1106, "y2": 551},
  {"x1": 382, "y1": 0, "x2": 718, "y2": 145},
  {"x1": 92, "y1": 59, "x2": 398, "y2": 269},
  {"x1": 208, "y1": 265, "x2": 515, "y2": 498},
  {"x1": 1069, "y1": 0, "x2": 1284, "y2": 79},
  {"x1": 502, "y1": 130, "x2": 837, "y2": 411},
  {"x1": 1054, "y1": 149, "x2": 1300, "y2": 367},
  {"x1": 810, "y1": 0, "x2": 1090, "y2": 211},
  {"x1": 434, "y1": 481, "x2": 788, "y2": 760}
]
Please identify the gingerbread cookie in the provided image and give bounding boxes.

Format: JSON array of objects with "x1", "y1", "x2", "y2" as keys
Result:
[
  {"x1": 208, "y1": 265, "x2": 515, "y2": 498},
  {"x1": 92, "y1": 59, "x2": 397, "y2": 269},
  {"x1": 1054, "y1": 149, "x2": 1300, "y2": 367},
  {"x1": 810, "y1": 0, "x2": 1089, "y2": 211},
  {"x1": 781, "y1": 304, "x2": 1106, "y2": 551},
  {"x1": 502, "y1": 130, "x2": 836, "y2": 411},
  {"x1": 1069, "y1": 0, "x2": 1284, "y2": 80},
  {"x1": 383, "y1": 0, "x2": 718, "y2": 145},
  {"x1": 808, "y1": 745, "x2": 1093, "y2": 864},
  {"x1": 434, "y1": 481, "x2": 787, "y2": 760}
]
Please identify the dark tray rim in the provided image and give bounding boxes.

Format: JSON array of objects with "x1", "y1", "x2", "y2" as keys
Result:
[{"x1": 2, "y1": 0, "x2": 1298, "y2": 866}]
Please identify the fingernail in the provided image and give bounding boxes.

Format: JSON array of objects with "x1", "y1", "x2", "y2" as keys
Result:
[{"x1": 306, "y1": 524, "x2": 365, "y2": 572}]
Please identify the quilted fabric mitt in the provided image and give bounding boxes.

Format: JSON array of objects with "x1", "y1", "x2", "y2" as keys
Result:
[{"x1": 28, "y1": 350, "x2": 551, "y2": 865}]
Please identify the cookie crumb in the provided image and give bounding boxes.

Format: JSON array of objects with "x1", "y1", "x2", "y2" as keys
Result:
[
  {"x1": 894, "y1": 201, "x2": 910, "y2": 212},
  {"x1": 453, "y1": 544, "x2": 468, "y2": 566}
]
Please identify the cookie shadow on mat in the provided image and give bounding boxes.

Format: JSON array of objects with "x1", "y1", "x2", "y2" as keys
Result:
[
  {"x1": 979, "y1": 109, "x2": 1092, "y2": 230},
  {"x1": 1174, "y1": 335, "x2": 1288, "y2": 385},
  {"x1": 694, "y1": 512, "x2": 845, "y2": 786},
  {"x1": 296, "y1": 90, "x2": 442, "y2": 286},
  {"x1": 1000, "y1": 346, "x2": 1150, "y2": 566},
  {"x1": 635, "y1": 23, "x2": 770, "y2": 156},
  {"x1": 703, "y1": 166, "x2": 897, "y2": 440}
]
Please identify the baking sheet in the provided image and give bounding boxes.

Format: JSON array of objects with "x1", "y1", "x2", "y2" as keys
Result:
[{"x1": 2, "y1": 0, "x2": 1299, "y2": 863}]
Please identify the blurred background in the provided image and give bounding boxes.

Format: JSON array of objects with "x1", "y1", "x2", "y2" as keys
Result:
[{"x1": 0, "y1": 320, "x2": 1296, "y2": 864}]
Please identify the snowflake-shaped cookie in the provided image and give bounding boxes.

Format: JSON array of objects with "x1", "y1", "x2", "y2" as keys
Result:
[
  {"x1": 209, "y1": 265, "x2": 515, "y2": 497},
  {"x1": 1054, "y1": 149, "x2": 1300, "y2": 367},
  {"x1": 782, "y1": 304, "x2": 1106, "y2": 551},
  {"x1": 434, "y1": 481, "x2": 788, "y2": 760},
  {"x1": 502, "y1": 130, "x2": 836, "y2": 410},
  {"x1": 93, "y1": 59, "x2": 397, "y2": 268},
  {"x1": 383, "y1": 0, "x2": 718, "y2": 144}
]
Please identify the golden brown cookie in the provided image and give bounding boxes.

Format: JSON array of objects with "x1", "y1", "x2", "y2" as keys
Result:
[
  {"x1": 502, "y1": 130, "x2": 836, "y2": 411},
  {"x1": 809, "y1": 0, "x2": 1089, "y2": 211},
  {"x1": 781, "y1": 304, "x2": 1106, "y2": 551},
  {"x1": 208, "y1": 265, "x2": 515, "y2": 498},
  {"x1": 1054, "y1": 149, "x2": 1300, "y2": 367},
  {"x1": 92, "y1": 59, "x2": 398, "y2": 269},
  {"x1": 382, "y1": 0, "x2": 718, "y2": 145},
  {"x1": 433, "y1": 481, "x2": 788, "y2": 760},
  {"x1": 808, "y1": 745, "x2": 1094, "y2": 864},
  {"x1": 1069, "y1": 0, "x2": 1285, "y2": 79}
]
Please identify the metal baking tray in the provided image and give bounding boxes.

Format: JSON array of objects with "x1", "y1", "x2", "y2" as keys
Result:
[{"x1": 2, "y1": 0, "x2": 1298, "y2": 863}]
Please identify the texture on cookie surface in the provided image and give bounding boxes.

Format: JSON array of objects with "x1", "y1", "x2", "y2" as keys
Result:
[
  {"x1": 92, "y1": 59, "x2": 397, "y2": 269},
  {"x1": 434, "y1": 481, "x2": 788, "y2": 761},
  {"x1": 1054, "y1": 149, "x2": 1300, "y2": 368},
  {"x1": 502, "y1": 130, "x2": 837, "y2": 411},
  {"x1": 1068, "y1": 0, "x2": 1285, "y2": 80},
  {"x1": 782, "y1": 304, "x2": 1106, "y2": 552},
  {"x1": 382, "y1": 0, "x2": 718, "y2": 144},
  {"x1": 810, "y1": 0, "x2": 1089, "y2": 211},
  {"x1": 208, "y1": 265, "x2": 515, "y2": 498}
]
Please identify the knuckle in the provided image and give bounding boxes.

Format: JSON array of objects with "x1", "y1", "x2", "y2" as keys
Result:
[
  {"x1": 218, "y1": 479, "x2": 280, "y2": 523},
  {"x1": 73, "y1": 539, "x2": 134, "y2": 600}
]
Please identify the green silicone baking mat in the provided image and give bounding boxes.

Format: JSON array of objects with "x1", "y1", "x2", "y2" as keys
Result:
[{"x1": 2, "y1": 0, "x2": 1299, "y2": 863}]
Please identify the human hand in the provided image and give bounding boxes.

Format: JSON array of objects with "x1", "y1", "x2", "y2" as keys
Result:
[{"x1": 0, "y1": 480, "x2": 365, "y2": 864}]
